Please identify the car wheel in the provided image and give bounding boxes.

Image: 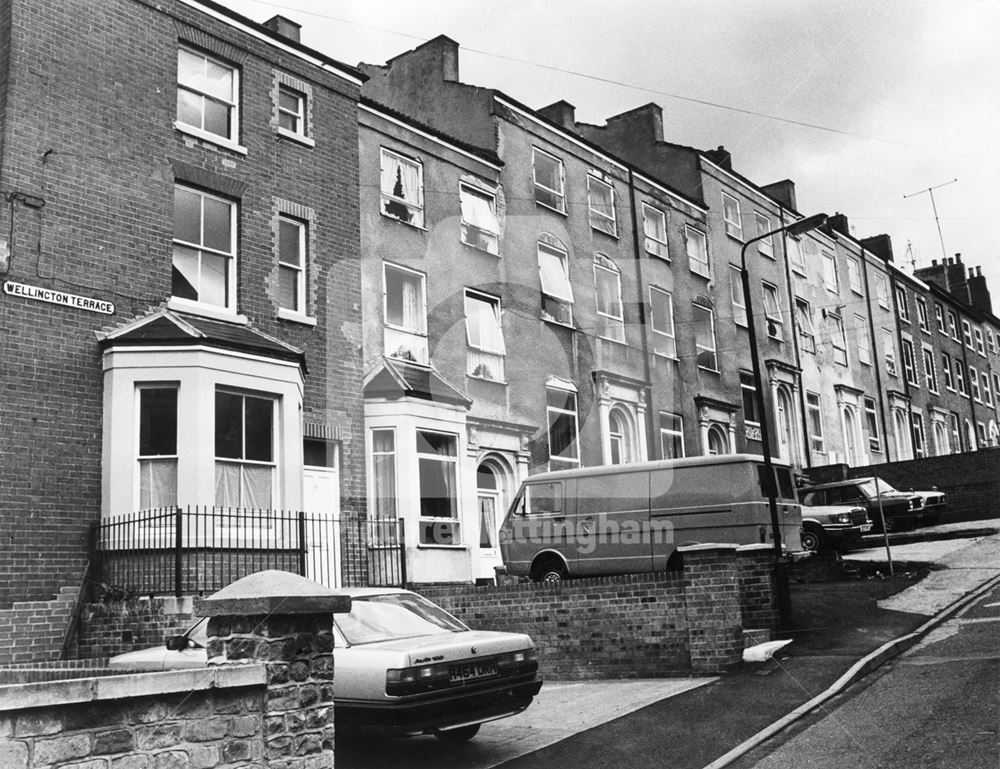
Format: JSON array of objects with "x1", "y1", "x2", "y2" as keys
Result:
[
  {"x1": 434, "y1": 724, "x2": 480, "y2": 743},
  {"x1": 800, "y1": 527, "x2": 823, "y2": 553},
  {"x1": 531, "y1": 557, "x2": 567, "y2": 583}
]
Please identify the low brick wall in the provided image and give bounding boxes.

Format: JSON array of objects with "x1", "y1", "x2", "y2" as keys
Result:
[
  {"x1": 75, "y1": 597, "x2": 198, "y2": 660},
  {"x1": 0, "y1": 587, "x2": 78, "y2": 666},
  {"x1": 419, "y1": 544, "x2": 778, "y2": 678},
  {"x1": 804, "y1": 448, "x2": 1000, "y2": 523}
]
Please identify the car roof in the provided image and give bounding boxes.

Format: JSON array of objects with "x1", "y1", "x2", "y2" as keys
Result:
[{"x1": 800, "y1": 477, "x2": 875, "y2": 490}]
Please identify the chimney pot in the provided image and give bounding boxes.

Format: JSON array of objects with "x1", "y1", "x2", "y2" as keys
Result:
[
  {"x1": 931, "y1": 259, "x2": 938, "y2": 266},
  {"x1": 955, "y1": 252, "x2": 963, "y2": 263}
]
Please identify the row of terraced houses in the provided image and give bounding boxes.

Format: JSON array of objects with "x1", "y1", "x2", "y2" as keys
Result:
[{"x1": 2, "y1": 0, "x2": 999, "y2": 604}]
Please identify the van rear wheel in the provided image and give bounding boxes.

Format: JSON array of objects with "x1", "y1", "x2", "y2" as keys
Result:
[{"x1": 531, "y1": 557, "x2": 567, "y2": 583}]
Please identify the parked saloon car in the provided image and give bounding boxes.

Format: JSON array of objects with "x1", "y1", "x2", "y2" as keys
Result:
[
  {"x1": 799, "y1": 477, "x2": 923, "y2": 533},
  {"x1": 798, "y1": 503, "x2": 871, "y2": 553},
  {"x1": 907, "y1": 488, "x2": 947, "y2": 525},
  {"x1": 108, "y1": 588, "x2": 542, "y2": 742}
]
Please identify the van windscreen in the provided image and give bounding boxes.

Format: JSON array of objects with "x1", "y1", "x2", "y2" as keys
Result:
[{"x1": 776, "y1": 468, "x2": 796, "y2": 500}]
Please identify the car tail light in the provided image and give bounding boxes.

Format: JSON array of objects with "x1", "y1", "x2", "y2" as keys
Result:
[
  {"x1": 496, "y1": 648, "x2": 538, "y2": 675},
  {"x1": 386, "y1": 662, "x2": 451, "y2": 696}
]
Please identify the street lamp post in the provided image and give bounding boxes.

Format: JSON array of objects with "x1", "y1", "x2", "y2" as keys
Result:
[{"x1": 739, "y1": 212, "x2": 827, "y2": 630}]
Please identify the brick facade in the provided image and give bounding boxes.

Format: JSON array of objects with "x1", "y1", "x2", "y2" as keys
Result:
[{"x1": 0, "y1": 0, "x2": 365, "y2": 605}]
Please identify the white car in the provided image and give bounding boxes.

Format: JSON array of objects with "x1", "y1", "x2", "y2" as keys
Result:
[{"x1": 108, "y1": 588, "x2": 542, "y2": 742}]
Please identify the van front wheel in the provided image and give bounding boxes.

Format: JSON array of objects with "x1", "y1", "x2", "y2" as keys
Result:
[{"x1": 531, "y1": 557, "x2": 567, "y2": 583}]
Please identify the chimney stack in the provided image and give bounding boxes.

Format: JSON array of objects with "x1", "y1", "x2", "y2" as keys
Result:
[
  {"x1": 538, "y1": 100, "x2": 577, "y2": 130},
  {"x1": 263, "y1": 15, "x2": 301, "y2": 43},
  {"x1": 761, "y1": 180, "x2": 797, "y2": 211},
  {"x1": 704, "y1": 145, "x2": 732, "y2": 171}
]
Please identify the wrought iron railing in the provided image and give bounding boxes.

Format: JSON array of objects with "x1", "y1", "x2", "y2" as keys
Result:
[{"x1": 93, "y1": 507, "x2": 406, "y2": 597}]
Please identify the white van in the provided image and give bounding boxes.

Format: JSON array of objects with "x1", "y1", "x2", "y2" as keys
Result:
[{"x1": 499, "y1": 454, "x2": 802, "y2": 581}]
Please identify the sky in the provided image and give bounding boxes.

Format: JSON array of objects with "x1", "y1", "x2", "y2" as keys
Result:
[{"x1": 222, "y1": 0, "x2": 1000, "y2": 300}]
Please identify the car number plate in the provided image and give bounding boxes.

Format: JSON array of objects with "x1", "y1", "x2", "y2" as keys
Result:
[
  {"x1": 449, "y1": 661, "x2": 498, "y2": 683},
  {"x1": 861, "y1": 524, "x2": 873, "y2": 532}
]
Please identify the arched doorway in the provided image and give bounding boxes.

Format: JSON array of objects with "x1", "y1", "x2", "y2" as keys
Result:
[
  {"x1": 608, "y1": 405, "x2": 637, "y2": 464},
  {"x1": 707, "y1": 424, "x2": 729, "y2": 455},
  {"x1": 842, "y1": 407, "x2": 861, "y2": 466},
  {"x1": 776, "y1": 386, "x2": 795, "y2": 464},
  {"x1": 893, "y1": 409, "x2": 910, "y2": 460},
  {"x1": 476, "y1": 456, "x2": 513, "y2": 582}
]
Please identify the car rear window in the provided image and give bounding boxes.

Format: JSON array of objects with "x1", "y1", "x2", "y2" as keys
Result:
[{"x1": 335, "y1": 593, "x2": 468, "y2": 645}]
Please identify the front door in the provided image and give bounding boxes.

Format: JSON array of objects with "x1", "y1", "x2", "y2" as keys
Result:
[
  {"x1": 475, "y1": 463, "x2": 503, "y2": 582},
  {"x1": 303, "y1": 464, "x2": 341, "y2": 587}
]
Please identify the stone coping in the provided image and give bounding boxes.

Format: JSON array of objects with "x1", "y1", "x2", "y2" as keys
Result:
[
  {"x1": 677, "y1": 543, "x2": 740, "y2": 553},
  {"x1": 198, "y1": 569, "x2": 352, "y2": 616},
  {"x1": 0, "y1": 664, "x2": 265, "y2": 713}
]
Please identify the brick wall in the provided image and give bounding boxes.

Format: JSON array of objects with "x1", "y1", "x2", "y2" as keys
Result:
[
  {"x1": 805, "y1": 449, "x2": 1000, "y2": 523},
  {"x1": 75, "y1": 597, "x2": 198, "y2": 661},
  {"x1": 420, "y1": 544, "x2": 773, "y2": 677},
  {"x1": 0, "y1": 587, "x2": 78, "y2": 666},
  {"x1": 0, "y1": 0, "x2": 366, "y2": 608}
]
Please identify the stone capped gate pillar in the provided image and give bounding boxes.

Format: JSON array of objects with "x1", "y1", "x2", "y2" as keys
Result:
[{"x1": 199, "y1": 569, "x2": 352, "y2": 769}]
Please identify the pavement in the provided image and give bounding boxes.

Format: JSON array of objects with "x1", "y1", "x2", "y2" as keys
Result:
[{"x1": 341, "y1": 518, "x2": 1000, "y2": 769}]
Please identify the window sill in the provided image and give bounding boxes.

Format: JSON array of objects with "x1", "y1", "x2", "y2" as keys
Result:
[
  {"x1": 379, "y1": 210, "x2": 428, "y2": 231},
  {"x1": 697, "y1": 366, "x2": 720, "y2": 374},
  {"x1": 467, "y1": 374, "x2": 507, "y2": 385},
  {"x1": 689, "y1": 267, "x2": 712, "y2": 281},
  {"x1": 535, "y1": 200, "x2": 568, "y2": 217},
  {"x1": 277, "y1": 308, "x2": 317, "y2": 326},
  {"x1": 645, "y1": 247, "x2": 669, "y2": 261},
  {"x1": 791, "y1": 267, "x2": 807, "y2": 277},
  {"x1": 541, "y1": 316, "x2": 575, "y2": 331},
  {"x1": 275, "y1": 126, "x2": 316, "y2": 148},
  {"x1": 653, "y1": 353, "x2": 679, "y2": 362},
  {"x1": 167, "y1": 297, "x2": 247, "y2": 324},
  {"x1": 851, "y1": 288, "x2": 865, "y2": 296},
  {"x1": 174, "y1": 122, "x2": 248, "y2": 155},
  {"x1": 590, "y1": 223, "x2": 619, "y2": 239},
  {"x1": 725, "y1": 231, "x2": 744, "y2": 243},
  {"x1": 460, "y1": 238, "x2": 501, "y2": 257},
  {"x1": 758, "y1": 251, "x2": 776, "y2": 260}
]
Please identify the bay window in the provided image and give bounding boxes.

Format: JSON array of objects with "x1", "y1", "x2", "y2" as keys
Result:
[
  {"x1": 138, "y1": 387, "x2": 178, "y2": 510},
  {"x1": 417, "y1": 431, "x2": 460, "y2": 545},
  {"x1": 215, "y1": 390, "x2": 275, "y2": 509}
]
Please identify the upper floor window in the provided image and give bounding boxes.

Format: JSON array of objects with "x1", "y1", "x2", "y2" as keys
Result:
[
  {"x1": 935, "y1": 303, "x2": 946, "y2": 333},
  {"x1": 829, "y1": 313, "x2": 847, "y2": 365},
  {"x1": 988, "y1": 328, "x2": 997, "y2": 354},
  {"x1": 856, "y1": 314, "x2": 872, "y2": 365},
  {"x1": 659, "y1": 412, "x2": 685, "y2": 459},
  {"x1": 465, "y1": 290, "x2": 506, "y2": 382},
  {"x1": 685, "y1": 226, "x2": 710, "y2": 278},
  {"x1": 740, "y1": 371, "x2": 760, "y2": 426},
  {"x1": 459, "y1": 183, "x2": 499, "y2": 254},
  {"x1": 796, "y1": 298, "x2": 816, "y2": 353},
  {"x1": 649, "y1": 286, "x2": 676, "y2": 358},
  {"x1": 975, "y1": 327, "x2": 985, "y2": 356},
  {"x1": 172, "y1": 185, "x2": 237, "y2": 312},
  {"x1": 916, "y1": 298, "x2": 929, "y2": 333},
  {"x1": 962, "y1": 319, "x2": 974, "y2": 349},
  {"x1": 277, "y1": 215, "x2": 307, "y2": 314},
  {"x1": 277, "y1": 84, "x2": 306, "y2": 137},
  {"x1": 947, "y1": 310, "x2": 959, "y2": 340},
  {"x1": 721, "y1": 192, "x2": 742, "y2": 239},
  {"x1": 587, "y1": 174, "x2": 617, "y2": 236},
  {"x1": 971, "y1": 366, "x2": 982, "y2": 401},
  {"x1": 693, "y1": 303, "x2": 718, "y2": 372},
  {"x1": 642, "y1": 204, "x2": 669, "y2": 259},
  {"x1": 177, "y1": 47, "x2": 239, "y2": 144},
  {"x1": 983, "y1": 371, "x2": 993, "y2": 406},
  {"x1": 901, "y1": 338, "x2": 918, "y2": 385},
  {"x1": 955, "y1": 358, "x2": 968, "y2": 396},
  {"x1": 806, "y1": 392, "x2": 825, "y2": 453},
  {"x1": 864, "y1": 397, "x2": 881, "y2": 453},
  {"x1": 942, "y1": 352, "x2": 954, "y2": 390},
  {"x1": 594, "y1": 257, "x2": 625, "y2": 342},
  {"x1": 922, "y1": 346, "x2": 937, "y2": 392},
  {"x1": 731, "y1": 266, "x2": 747, "y2": 327},
  {"x1": 546, "y1": 385, "x2": 579, "y2": 470},
  {"x1": 761, "y1": 281, "x2": 783, "y2": 340},
  {"x1": 380, "y1": 149, "x2": 424, "y2": 227},
  {"x1": 896, "y1": 287, "x2": 910, "y2": 322},
  {"x1": 533, "y1": 148, "x2": 566, "y2": 213},
  {"x1": 822, "y1": 252, "x2": 839, "y2": 293},
  {"x1": 875, "y1": 273, "x2": 889, "y2": 308},
  {"x1": 538, "y1": 240, "x2": 574, "y2": 326},
  {"x1": 883, "y1": 328, "x2": 897, "y2": 376},
  {"x1": 215, "y1": 390, "x2": 275, "y2": 509},
  {"x1": 383, "y1": 263, "x2": 428, "y2": 365},
  {"x1": 847, "y1": 257, "x2": 862, "y2": 294},
  {"x1": 755, "y1": 213, "x2": 773, "y2": 257},
  {"x1": 787, "y1": 237, "x2": 806, "y2": 274}
]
